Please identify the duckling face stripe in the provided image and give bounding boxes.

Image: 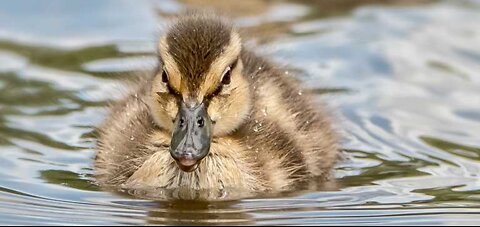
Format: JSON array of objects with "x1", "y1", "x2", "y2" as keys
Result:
[
  {"x1": 158, "y1": 32, "x2": 241, "y2": 103},
  {"x1": 162, "y1": 15, "x2": 233, "y2": 96},
  {"x1": 200, "y1": 32, "x2": 242, "y2": 99},
  {"x1": 158, "y1": 36, "x2": 182, "y2": 94}
]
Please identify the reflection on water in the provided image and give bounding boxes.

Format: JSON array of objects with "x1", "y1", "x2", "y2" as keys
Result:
[{"x1": 1, "y1": 0, "x2": 480, "y2": 225}]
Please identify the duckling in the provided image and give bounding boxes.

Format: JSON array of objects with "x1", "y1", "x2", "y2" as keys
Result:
[{"x1": 95, "y1": 12, "x2": 338, "y2": 198}]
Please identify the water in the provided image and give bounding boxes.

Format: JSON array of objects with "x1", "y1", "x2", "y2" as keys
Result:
[{"x1": 1, "y1": 0, "x2": 480, "y2": 225}]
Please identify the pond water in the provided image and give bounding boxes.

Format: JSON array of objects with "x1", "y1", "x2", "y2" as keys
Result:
[{"x1": 1, "y1": 0, "x2": 480, "y2": 225}]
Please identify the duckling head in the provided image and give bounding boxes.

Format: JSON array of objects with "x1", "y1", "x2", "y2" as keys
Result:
[{"x1": 149, "y1": 14, "x2": 251, "y2": 172}]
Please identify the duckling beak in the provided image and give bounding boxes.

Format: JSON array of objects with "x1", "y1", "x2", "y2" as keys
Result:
[{"x1": 169, "y1": 102, "x2": 212, "y2": 172}]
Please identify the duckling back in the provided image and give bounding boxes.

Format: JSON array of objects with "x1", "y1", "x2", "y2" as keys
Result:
[{"x1": 229, "y1": 51, "x2": 339, "y2": 190}]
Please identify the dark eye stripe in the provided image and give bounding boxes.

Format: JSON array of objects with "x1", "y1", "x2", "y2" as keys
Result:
[
  {"x1": 208, "y1": 58, "x2": 239, "y2": 98},
  {"x1": 166, "y1": 83, "x2": 179, "y2": 95},
  {"x1": 210, "y1": 85, "x2": 224, "y2": 98},
  {"x1": 157, "y1": 82, "x2": 181, "y2": 99}
]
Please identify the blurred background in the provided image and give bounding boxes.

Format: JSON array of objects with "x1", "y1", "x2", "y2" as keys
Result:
[{"x1": 0, "y1": 0, "x2": 480, "y2": 225}]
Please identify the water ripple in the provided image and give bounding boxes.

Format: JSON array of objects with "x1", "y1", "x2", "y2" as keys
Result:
[{"x1": 0, "y1": 0, "x2": 480, "y2": 225}]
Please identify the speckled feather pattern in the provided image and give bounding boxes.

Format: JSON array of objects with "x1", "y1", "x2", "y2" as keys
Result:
[{"x1": 95, "y1": 13, "x2": 338, "y2": 199}]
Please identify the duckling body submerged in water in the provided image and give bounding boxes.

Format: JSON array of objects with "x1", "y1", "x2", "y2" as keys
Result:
[{"x1": 95, "y1": 13, "x2": 338, "y2": 198}]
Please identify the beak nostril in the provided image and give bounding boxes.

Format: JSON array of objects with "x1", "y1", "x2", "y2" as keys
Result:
[
  {"x1": 197, "y1": 118, "x2": 205, "y2": 128},
  {"x1": 170, "y1": 101, "x2": 211, "y2": 171}
]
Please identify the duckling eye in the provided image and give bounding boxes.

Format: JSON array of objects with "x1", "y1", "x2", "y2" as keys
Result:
[
  {"x1": 221, "y1": 66, "x2": 231, "y2": 85},
  {"x1": 162, "y1": 70, "x2": 169, "y2": 83}
]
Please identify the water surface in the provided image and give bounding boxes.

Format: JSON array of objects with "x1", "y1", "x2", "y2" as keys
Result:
[{"x1": 1, "y1": 0, "x2": 480, "y2": 225}]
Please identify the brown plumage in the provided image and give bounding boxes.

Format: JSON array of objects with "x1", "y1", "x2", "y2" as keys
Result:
[{"x1": 95, "y1": 12, "x2": 338, "y2": 200}]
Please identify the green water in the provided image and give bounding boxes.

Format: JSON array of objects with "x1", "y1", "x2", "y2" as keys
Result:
[{"x1": 1, "y1": 0, "x2": 480, "y2": 225}]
